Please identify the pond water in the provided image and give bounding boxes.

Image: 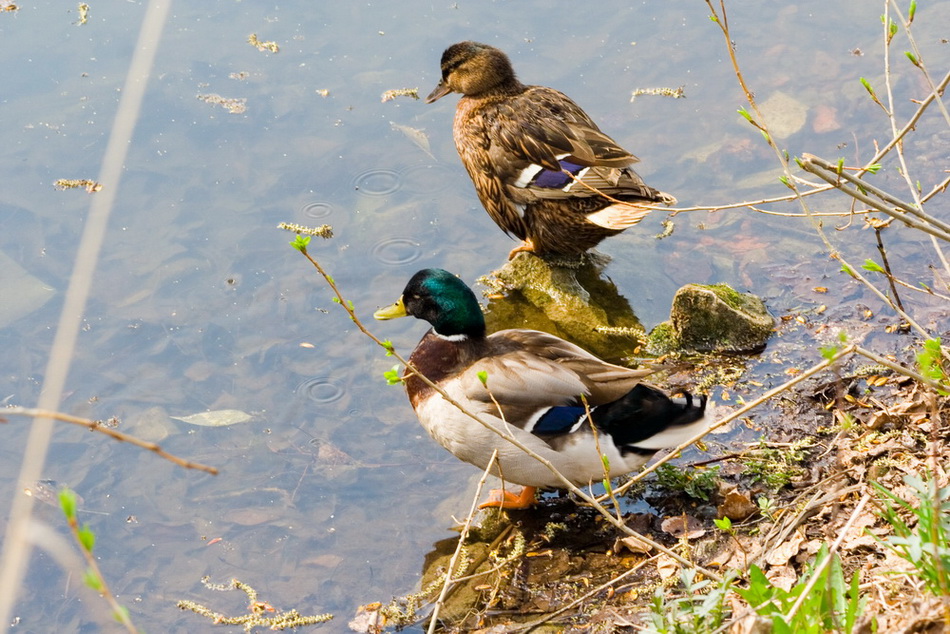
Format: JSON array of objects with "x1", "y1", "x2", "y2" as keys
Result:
[{"x1": 1, "y1": 0, "x2": 947, "y2": 631}]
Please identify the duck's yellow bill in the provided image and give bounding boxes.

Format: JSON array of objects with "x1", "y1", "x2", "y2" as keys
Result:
[{"x1": 373, "y1": 297, "x2": 407, "y2": 320}]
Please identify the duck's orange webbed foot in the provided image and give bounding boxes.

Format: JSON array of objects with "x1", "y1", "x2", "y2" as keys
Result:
[
  {"x1": 478, "y1": 486, "x2": 537, "y2": 510},
  {"x1": 507, "y1": 239, "x2": 537, "y2": 260}
]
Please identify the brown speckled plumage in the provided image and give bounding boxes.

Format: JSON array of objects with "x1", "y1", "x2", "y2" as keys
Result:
[{"x1": 426, "y1": 41, "x2": 675, "y2": 257}]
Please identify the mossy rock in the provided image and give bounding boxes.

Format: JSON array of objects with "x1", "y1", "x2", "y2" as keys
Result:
[
  {"x1": 479, "y1": 253, "x2": 645, "y2": 363},
  {"x1": 648, "y1": 283, "x2": 774, "y2": 354},
  {"x1": 418, "y1": 539, "x2": 494, "y2": 624}
]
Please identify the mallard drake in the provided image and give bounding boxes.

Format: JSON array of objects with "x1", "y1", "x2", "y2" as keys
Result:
[
  {"x1": 426, "y1": 41, "x2": 676, "y2": 258},
  {"x1": 374, "y1": 268, "x2": 707, "y2": 509}
]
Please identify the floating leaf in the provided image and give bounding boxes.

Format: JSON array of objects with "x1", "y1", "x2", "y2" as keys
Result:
[
  {"x1": 171, "y1": 409, "x2": 253, "y2": 427},
  {"x1": 349, "y1": 603, "x2": 388, "y2": 633},
  {"x1": 389, "y1": 121, "x2": 434, "y2": 159}
]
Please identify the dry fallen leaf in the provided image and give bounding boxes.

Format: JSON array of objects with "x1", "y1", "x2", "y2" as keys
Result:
[
  {"x1": 717, "y1": 488, "x2": 758, "y2": 521},
  {"x1": 656, "y1": 554, "x2": 679, "y2": 580},
  {"x1": 660, "y1": 514, "x2": 706, "y2": 540},
  {"x1": 349, "y1": 602, "x2": 387, "y2": 634},
  {"x1": 766, "y1": 564, "x2": 798, "y2": 592},
  {"x1": 614, "y1": 535, "x2": 653, "y2": 555},
  {"x1": 765, "y1": 530, "x2": 805, "y2": 567}
]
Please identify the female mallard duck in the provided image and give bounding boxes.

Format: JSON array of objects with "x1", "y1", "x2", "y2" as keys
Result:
[
  {"x1": 374, "y1": 268, "x2": 707, "y2": 508},
  {"x1": 426, "y1": 41, "x2": 676, "y2": 259}
]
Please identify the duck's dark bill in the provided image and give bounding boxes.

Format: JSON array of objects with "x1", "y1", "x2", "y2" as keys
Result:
[
  {"x1": 425, "y1": 82, "x2": 451, "y2": 103},
  {"x1": 373, "y1": 298, "x2": 408, "y2": 320}
]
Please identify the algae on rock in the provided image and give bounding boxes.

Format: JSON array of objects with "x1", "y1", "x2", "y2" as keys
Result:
[
  {"x1": 648, "y1": 283, "x2": 774, "y2": 354},
  {"x1": 479, "y1": 253, "x2": 646, "y2": 363}
]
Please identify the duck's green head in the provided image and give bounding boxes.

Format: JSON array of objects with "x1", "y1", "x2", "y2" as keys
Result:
[{"x1": 374, "y1": 268, "x2": 486, "y2": 338}]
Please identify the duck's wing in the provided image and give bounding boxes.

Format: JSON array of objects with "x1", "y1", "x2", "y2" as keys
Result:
[
  {"x1": 488, "y1": 87, "x2": 669, "y2": 204},
  {"x1": 493, "y1": 87, "x2": 635, "y2": 170},
  {"x1": 450, "y1": 329, "x2": 651, "y2": 431}
]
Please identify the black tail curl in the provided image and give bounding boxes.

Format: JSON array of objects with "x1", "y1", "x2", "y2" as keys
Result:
[{"x1": 595, "y1": 384, "x2": 706, "y2": 449}]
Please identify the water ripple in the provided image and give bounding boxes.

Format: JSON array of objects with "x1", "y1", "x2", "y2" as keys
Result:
[
  {"x1": 295, "y1": 376, "x2": 345, "y2": 403},
  {"x1": 300, "y1": 201, "x2": 334, "y2": 219},
  {"x1": 372, "y1": 238, "x2": 422, "y2": 266},
  {"x1": 353, "y1": 169, "x2": 401, "y2": 196}
]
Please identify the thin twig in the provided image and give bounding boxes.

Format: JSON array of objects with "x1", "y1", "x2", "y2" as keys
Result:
[
  {"x1": 583, "y1": 394, "x2": 623, "y2": 522},
  {"x1": 512, "y1": 555, "x2": 657, "y2": 633},
  {"x1": 426, "y1": 451, "x2": 499, "y2": 634},
  {"x1": 63, "y1": 511, "x2": 139, "y2": 633},
  {"x1": 782, "y1": 493, "x2": 871, "y2": 623},
  {"x1": 874, "y1": 226, "x2": 905, "y2": 312},
  {"x1": 799, "y1": 156, "x2": 950, "y2": 243},
  {"x1": 860, "y1": 67, "x2": 950, "y2": 176},
  {"x1": 854, "y1": 347, "x2": 949, "y2": 392},
  {"x1": 2, "y1": 407, "x2": 218, "y2": 475},
  {"x1": 888, "y1": 0, "x2": 950, "y2": 129}
]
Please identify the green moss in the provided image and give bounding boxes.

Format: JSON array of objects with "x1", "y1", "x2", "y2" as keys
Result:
[
  {"x1": 481, "y1": 254, "x2": 646, "y2": 363},
  {"x1": 646, "y1": 321, "x2": 680, "y2": 356},
  {"x1": 703, "y1": 283, "x2": 747, "y2": 310}
]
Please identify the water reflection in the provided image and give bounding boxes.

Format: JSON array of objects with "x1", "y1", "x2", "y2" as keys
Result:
[{"x1": 483, "y1": 254, "x2": 645, "y2": 363}]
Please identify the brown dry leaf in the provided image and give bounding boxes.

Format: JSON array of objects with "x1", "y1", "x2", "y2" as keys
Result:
[
  {"x1": 614, "y1": 535, "x2": 653, "y2": 555},
  {"x1": 766, "y1": 565, "x2": 798, "y2": 592},
  {"x1": 315, "y1": 441, "x2": 357, "y2": 465},
  {"x1": 717, "y1": 488, "x2": 758, "y2": 521},
  {"x1": 348, "y1": 602, "x2": 387, "y2": 634},
  {"x1": 840, "y1": 507, "x2": 878, "y2": 551},
  {"x1": 765, "y1": 530, "x2": 804, "y2": 567},
  {"x1": 727, "y1": 593, "x2": 769, "y2": 634},
  {"x1": 661, "y1": 514, "x2": 706, "y2": 540},
  {"x1": 656, "y1": 554, "x2": 679, "y2": 580},
  {"x1": 706, "y1": 542, "x2": 738, "y2": 568}
]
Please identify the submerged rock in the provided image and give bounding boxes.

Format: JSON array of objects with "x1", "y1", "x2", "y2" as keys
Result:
[
  {"x1": 648, "y1": 283, "x2": 774, "y2": 354},
  {"x1": 479, "y1": 253, "x2": 645, "y2": 363}
]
